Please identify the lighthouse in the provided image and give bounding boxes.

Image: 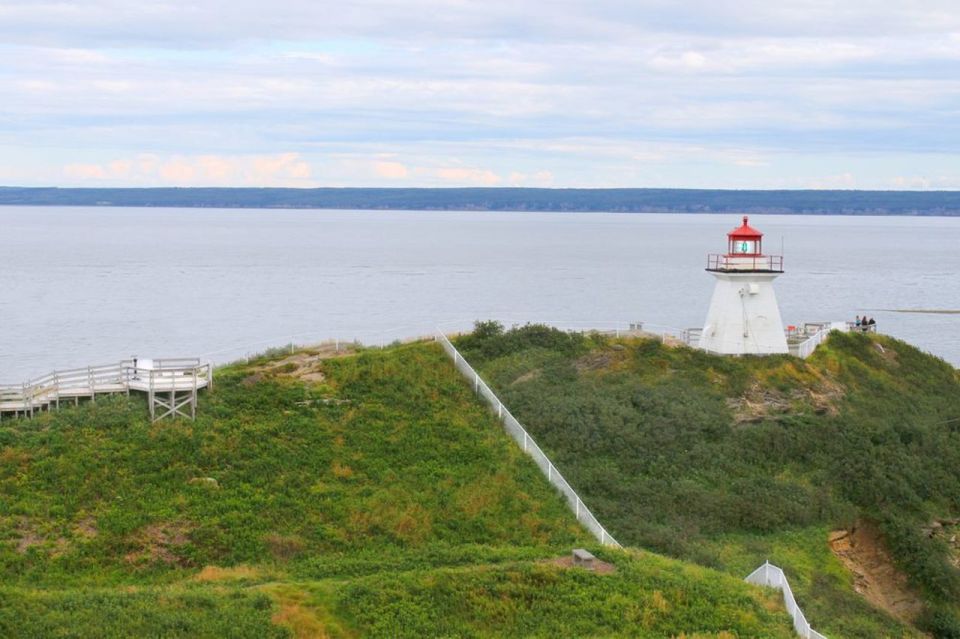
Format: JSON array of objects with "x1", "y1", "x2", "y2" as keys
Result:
[{"x1": 699, "y1": 216, "x2": 788, "y2": 355}]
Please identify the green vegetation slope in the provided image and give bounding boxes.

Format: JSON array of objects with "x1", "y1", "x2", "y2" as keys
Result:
[
  {"x1": 0, "y1": 342, "x2": 795, "y2": 637},
  {"x1": 457, "y1": 322, "x2": 960, "y2": 638}
]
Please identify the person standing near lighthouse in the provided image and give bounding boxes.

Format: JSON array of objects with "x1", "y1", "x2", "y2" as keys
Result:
[{"x1": 699, "y1": 216, "x2": 789, "y2": 355}]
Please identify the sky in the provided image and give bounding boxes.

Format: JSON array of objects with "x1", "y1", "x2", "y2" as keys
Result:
[{"x1": 2, "y1": 0, "x2": 960, "y2": 189}]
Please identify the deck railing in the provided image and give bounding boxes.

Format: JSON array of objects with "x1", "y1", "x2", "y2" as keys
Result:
[{"x1": 0, "y1": 359, "x2": 211, "y2": 419}]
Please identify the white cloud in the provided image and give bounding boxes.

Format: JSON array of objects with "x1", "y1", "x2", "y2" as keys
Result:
[
  {"x1": 372, "y1": 160, "x2": 410, "y2": 179},
  {"x1": 890, "y1": 175, "x2": 960, "y2": 190},
  {"x1": 62, "y1": 153, "x2": 314, "y2": 186},
  {"x1": 508, "y1": 170, "x2": 555, "y2": 186},
  {"x1": 63, "y1": 163, "x2": 108, "y2": 180},
  {"x1": 649, "y1": 51, "x2": 715, "y2": 73},
  {"x1": 433, "y1": 167, "x2": 501, "y2": 185},
  {"x1": 807, "y1": 172, "x2": 857, "y2": 189}
]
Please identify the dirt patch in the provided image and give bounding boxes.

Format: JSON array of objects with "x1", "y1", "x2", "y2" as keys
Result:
[
  {"x1": 125, "y1": 521, "x2": 195, "y2": 566},
  {"x1": 194, "y1": 564, "x2": 264, "y2": 582},
  {"x1": 829, "y1": 522, "x2": 924, "y2": 624},
  {"x1": 298, "y1": 371, "x2": 328, "y2": 383},
  {"x1": 807, "y1": 380, "x2": 844, "y2": 415},
  {"x1": 511, "y1": 369, "x2": 542, "y2": 385},
  {"x1": 728, "y1": 377, "x2": 842, "y2": 424},
  {"x1": 15, "y1": 518, "x2": 44, "y2": 554},
  {"x1": 247, "y1": 344, "x2": 354, "y2": 384},
  {"x1": 241, "y1": 372, "x2": 265, "y2": 387},
  {"x1": 544, "y1": 554, "x2": 617, "y2": 575},
  {"x1": 265, "y1": 586, "x2": 340, "y2": 639},
  {"x1": 727, "y1": 385, "x2": 792, "y2": 424},
  {"x1": 273, "y1": 600, "x2": 329, "y2": 639},
  {"x1": 264, "y1": 533, "x2": 306, "y2": 561},
  {"x1": 73, "y1": 516, "x2": 98, "y2": 540},
  {"x1": 574, "y1": 351, "x2": 620, "y2": 373}
]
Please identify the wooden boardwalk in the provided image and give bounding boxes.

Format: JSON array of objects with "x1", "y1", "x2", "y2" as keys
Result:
[{"x1": 0, "y1": 358, "x2": 212, "y2": 422}]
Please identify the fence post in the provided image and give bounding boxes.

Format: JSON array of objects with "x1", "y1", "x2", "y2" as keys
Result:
[
  {"x1": 474, "y1": 372, "x2": 479, "y2": 393},
  {"x1": 498, "y1": 402, "x2": 502, "y2": 418}
]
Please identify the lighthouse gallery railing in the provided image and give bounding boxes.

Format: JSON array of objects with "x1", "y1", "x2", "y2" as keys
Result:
[{"x1": 706, "y1": 254, "x2": 784, "y2": 272}]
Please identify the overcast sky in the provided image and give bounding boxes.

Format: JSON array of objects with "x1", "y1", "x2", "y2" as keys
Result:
[{"x1": 2, "y1": 0, "x2": 959, "y2": 189}]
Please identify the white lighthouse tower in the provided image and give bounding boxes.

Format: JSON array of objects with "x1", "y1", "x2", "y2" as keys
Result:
[{"x1": 700, "y1": 216, "x2": 788, "y2": 355}]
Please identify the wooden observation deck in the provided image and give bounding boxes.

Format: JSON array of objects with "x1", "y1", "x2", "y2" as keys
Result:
[{"x1": 0, "y1": 358, "x2": 212, "y2": 422}]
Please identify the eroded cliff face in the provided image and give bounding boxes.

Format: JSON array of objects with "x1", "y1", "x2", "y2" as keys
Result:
[{"x1": 830, "y1": 522, "x2": 925, "y2": 625}]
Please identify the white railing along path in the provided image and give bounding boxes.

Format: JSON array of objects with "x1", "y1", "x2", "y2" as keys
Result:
[{"x1": 746, "y1": 562, "x2": 828, "y2": 639}]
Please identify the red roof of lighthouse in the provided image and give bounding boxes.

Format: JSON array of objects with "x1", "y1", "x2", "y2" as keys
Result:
[{"x1": 728, "y1": 215, "x2": 762, "y2": 239}]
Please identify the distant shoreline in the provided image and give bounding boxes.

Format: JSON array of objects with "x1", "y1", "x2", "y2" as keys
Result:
[{"x1": 2, "y1": 186, "x2": 960, "y2": 216}]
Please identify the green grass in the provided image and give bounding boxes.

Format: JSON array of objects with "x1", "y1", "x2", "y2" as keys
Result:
[
  {"x1": 0, "y1": 585, "x2": 286, "y2": 638},
  {"x1": 458, "y1": 322, "x2": 960, "y2": 637},
  {"x1": 321, "y1": 548, "x2": 795, "y2": 639},
  {"x1": 0, "y1": 340, "x2": 798, "y2": 637}
]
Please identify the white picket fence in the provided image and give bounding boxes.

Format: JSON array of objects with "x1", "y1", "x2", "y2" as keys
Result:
[
  {"x1": 435, "y1": 331, "x2": 621, "y2": 548},
  {"x1": 745, "y1": 562, "x2": 827, "y2": 638}
]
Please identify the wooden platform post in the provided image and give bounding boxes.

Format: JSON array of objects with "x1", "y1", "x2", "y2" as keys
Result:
[
  {"x1": 150, "y1": 389, "x2": 198, "y2": 422},
  {"x1": 148, "y1": 370, "x2": 155, "y2": 421},
  {"x1": 191, "y1": 370, "x2": 197, "y2": 420}
]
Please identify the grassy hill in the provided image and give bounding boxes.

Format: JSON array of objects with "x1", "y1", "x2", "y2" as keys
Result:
[
  {"x1": 456, "y1": 323, "x2": 960, "y2": 638},
  {"x1": 0, "y1": 341, "x2": 796, "y2": 637}
]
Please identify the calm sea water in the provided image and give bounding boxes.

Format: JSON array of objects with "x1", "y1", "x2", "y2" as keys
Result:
[{"x1": 2, "y1": 206, "x2": 958, "y2": 380}]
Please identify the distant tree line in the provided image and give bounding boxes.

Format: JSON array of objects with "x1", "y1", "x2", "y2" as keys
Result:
[{"x1": 1, "y1": 186, "x2": 959, "y2": 215}]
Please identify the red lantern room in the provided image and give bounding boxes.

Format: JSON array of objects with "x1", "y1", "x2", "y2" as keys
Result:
[
  {"x1": 706, "y1": 215, "x2": 783, "y2": 273},
  {"x1": 727, "y1": 216, "x2": 763, "y2": 256}
]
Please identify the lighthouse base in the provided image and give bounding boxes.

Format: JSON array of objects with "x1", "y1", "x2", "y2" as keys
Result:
[{"x1": 700, "y1": 272, "x2": 788, "y2": 355}]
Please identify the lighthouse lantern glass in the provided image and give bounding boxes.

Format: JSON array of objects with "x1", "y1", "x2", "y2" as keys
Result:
[{"x1": 729, "y1": 238, "x2": 760, "y2": 256}]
